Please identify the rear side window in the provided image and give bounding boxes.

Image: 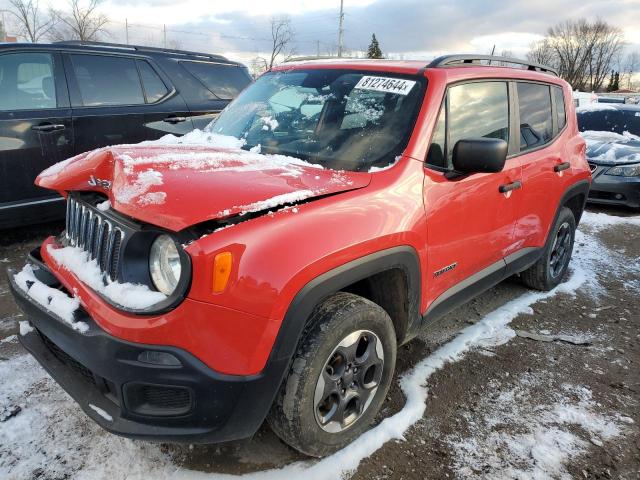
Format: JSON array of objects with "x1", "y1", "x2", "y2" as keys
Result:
[
  {"x1": 180, "y1": 61, "x2": 251, "y2": 100},
  {"x1": 137, "y1": 60, "x2": 169, "y2": 103},
  {"x1": 553, "y1": 86, "x2": 566, "y2": 130},
  {"x1": 70, "y1": 54, "x2": 145, "y2": 106},
  {"x1": 0, "y1": 53, "x2": 57, "y2": 111},
  {"x1": 518, "y1": 82, "x2": 552, "y2": 151}
]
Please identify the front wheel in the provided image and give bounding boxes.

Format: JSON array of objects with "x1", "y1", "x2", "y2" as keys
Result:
[
  {"x1": 521, "y1": 206, "x2": 576, "y2": 291},
  {"x1": 267, "y1": 292, "x2": 397, "y2": 457}
]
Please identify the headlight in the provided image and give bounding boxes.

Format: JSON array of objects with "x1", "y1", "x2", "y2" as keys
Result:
[
  {"x1": 605, "y1": 164, "x2": 640, "y2": 177},
  {"x1": 149, "y1": 235, "x2": 182, "y2": 295}
]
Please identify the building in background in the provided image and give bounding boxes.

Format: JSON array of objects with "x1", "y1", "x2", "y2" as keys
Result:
[{"x1": 0, "y1": 20, "x2": 17, "y2": 43}]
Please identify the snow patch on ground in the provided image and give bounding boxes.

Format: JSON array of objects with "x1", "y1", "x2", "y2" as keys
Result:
[
  {"x1": 448, "y1": 381, "x2": 626, "y2": 479},
  {"x1": 13, "y1": 264, "x2": 85, "y2": 332},
  {"x1": 47, "y1": 245, "x2": 166, "y2": 310},
  {"x1": 581, "y1": 210, "x2": 640, "y2": 231}
]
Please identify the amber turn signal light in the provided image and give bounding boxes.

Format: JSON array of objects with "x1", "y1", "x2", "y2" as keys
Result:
[{"x1": 212, "y1": 252, "x2": 233, "y2": 293}]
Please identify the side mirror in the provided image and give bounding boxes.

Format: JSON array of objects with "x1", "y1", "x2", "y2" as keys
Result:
[{"x1": 451, "y1": 138, "x2": 508, "y2": 174}]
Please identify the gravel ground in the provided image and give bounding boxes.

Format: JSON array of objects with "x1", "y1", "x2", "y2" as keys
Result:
[{"x1": 0, "y1": 205, "x2": 638, "y2": 480}]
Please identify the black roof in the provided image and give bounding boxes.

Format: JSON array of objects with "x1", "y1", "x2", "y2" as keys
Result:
[{"x1": 0, "y1": 41, "x2": 243, "y2": 66}]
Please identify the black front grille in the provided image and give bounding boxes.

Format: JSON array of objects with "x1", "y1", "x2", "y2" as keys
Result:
[
  {"x1": 65, "y1": 196, "x2": 125, "y2": 281},
  {"x1": 39, "y1": 330, "x2": 97, "y2": 387}
]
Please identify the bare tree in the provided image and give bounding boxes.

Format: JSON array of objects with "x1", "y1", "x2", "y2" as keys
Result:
[
  {"x1": 7, "y1": 0, "x2": 55, "y2": 43},
  {"x1": 249, "y1": 56, "x2": 269, "y2": 78},
  {"x1": 49, "y1": 0, "x2": 108, "y2": 42},
  {"x1": 532, "y1": 19, "x2": 624, "y2": 91},
  {"x1": 624, "y1": 51, "x2": 639, "y2": 90},
  {"x1": 268, "y1": 16, "x2": 294, "y2": 69},
  {"x1": 527, "y1": 38, "x2": 557, "y2": 68}
]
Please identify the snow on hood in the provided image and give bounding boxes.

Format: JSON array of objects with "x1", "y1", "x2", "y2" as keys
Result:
[
  {"x1": 36, "y1": 131, "x2": 371, "y2": 231},
  {"x1": 580, "y1": 130, "x2": 640, "y2": 165}
]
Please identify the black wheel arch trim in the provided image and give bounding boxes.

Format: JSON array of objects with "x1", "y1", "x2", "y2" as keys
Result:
[
  {"x1": 557, "y1": 179, "x2": 590, "y2": 227},
  {"x1": 270, "y1": 245, "x2": 422, "y2": 365}
]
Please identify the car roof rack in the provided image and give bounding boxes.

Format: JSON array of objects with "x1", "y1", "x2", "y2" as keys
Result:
[
  {"x1": 53, "y1": 40, "x2": 231, "y2": 63},
  {"x1": 427, "y1": 54, "x2": 558, "y2": 76}
]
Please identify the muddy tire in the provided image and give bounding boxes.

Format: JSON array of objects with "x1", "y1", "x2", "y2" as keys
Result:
[
  {"x1": 267, "y1": 292, "x2": 397, "y2": 457},
  {"x1": 521, "y1": 207, "x2": 576, "y2": 291}
]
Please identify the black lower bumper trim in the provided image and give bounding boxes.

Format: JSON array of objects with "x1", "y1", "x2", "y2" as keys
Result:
[{"x1": 7, "y1": 259, "x2": 289, "y2": 444}]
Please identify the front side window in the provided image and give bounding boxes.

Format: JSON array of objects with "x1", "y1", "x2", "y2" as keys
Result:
[
  {"x1": 181, "y1": 61, "x2": 252, "y2": 100},
  {"x1": 426, "y1": 103, "x2": 446, "y2": 168},
  {"x1": 70, "y1": 54, "x2": 145, "y2": 107},
  {"x1": 0, "y1": 53, "x2": 57, "y2": 111},
  {"x1": 518, "y1": 82, "x2": 552, "y2": 150},
  {"x1": 210, "y1": 69, "x2": 425, "y2": 171}
]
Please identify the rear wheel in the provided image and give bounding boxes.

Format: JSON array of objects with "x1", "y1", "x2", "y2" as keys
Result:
[
  {"x1": 521, "y1": 207, "x2": 576, "y2": 291},
  {"x1": 267, "y1": 292, "x2": 397, "y2": 457}
]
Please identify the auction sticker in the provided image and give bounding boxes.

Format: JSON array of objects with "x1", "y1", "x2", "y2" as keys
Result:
[{"x1": 354, "y1": 76, "x2": 416, "y2": 96}]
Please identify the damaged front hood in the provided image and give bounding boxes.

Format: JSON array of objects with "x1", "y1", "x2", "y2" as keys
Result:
[{"x1": 36, "y1": 145, "x2": 371, "y2": 231}]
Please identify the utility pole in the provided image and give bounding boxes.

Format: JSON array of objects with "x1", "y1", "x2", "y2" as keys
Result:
[
  {"x1": 163, "y1": 24, "x2": 167, "y2": 48},
  {"x1": 337, "y1": 0, "x2": 344, "y2": 58},
  {"x1": 125, "y1": 18, "x2": 129, "y2": 44},
  {"x1": 317, "y1": 40, "x2": 320, "y2": 58}
]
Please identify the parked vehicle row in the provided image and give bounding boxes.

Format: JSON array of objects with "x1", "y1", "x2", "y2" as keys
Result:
[
  {"x1": 8, "y1": 54, "x2": 591, "y2": 456},
  {"x1": 0, "y1": 41, "x2": 252, "y2": 228},
  {"x1": 577, "y1": 103, "x2": 640, "y2": 209}
]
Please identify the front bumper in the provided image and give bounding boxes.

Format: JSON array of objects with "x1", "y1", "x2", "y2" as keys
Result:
[
  {"x1": 7, "y1": 257, "x2": 289, "y2": 443},
  {"x1": 588, "y1": 164, "x2": 640, "y2": 209}
]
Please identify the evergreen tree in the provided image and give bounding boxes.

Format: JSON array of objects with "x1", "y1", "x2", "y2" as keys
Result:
[
  {"x1": 367, "y1": 34, "x2": 383, "y2": 59},
  {"x1": 606, "y1": 70, "x2": 615, "y2": 92},
  {"x1": 612, "y1": 71, "x2": 620, "y2": 91}
]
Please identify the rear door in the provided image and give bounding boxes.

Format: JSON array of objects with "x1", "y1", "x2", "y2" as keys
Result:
[
  {"x1": 63, "y1": 52, "x2": 193, "y2": 155},
  {"x1": 513, "y1": 82, "x2": 569, "y2": 247},
  {"x1": 424, "y1": 80, "x2": 523, "y2": 307},
  {"x1": 0, "y1": 50, "x2": 72, "y2": 209}
]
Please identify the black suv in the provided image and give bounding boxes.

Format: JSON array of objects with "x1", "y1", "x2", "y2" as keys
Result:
[{"x1": 0, "y1": 41, "x2": 252, "y2": 228}]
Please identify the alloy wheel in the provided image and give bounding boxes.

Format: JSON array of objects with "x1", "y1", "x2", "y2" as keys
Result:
[
  {"x1": 313, "y1": 330, "x2": 384, "y2": 433},
  {"x1": 549, "y1": 221, "x2": 572, "y2": 278}
]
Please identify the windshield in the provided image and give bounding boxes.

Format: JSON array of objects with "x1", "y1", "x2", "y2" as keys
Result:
[
  {"x1": 577, "y1": 108, "x2": 640, "y2": 136},
  {"x1": 208, "y1": 69, "x2": 425, "y2": 171}
]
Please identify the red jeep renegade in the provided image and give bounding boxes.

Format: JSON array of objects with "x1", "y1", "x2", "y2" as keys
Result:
[{"x1": 9, "y1": 55, "x2": 590, "y2": 457}]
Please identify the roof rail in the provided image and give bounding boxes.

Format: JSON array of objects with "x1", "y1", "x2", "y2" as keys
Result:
[
  {"x1": 53, "y1": 40, "x2": 231, "y2": 63},
  {"x1": 427, "y1": 54, "x2": 558, "y2": 76},
  {"x1": 284, "y1": 55, "x2": 342, "y2": 62}
]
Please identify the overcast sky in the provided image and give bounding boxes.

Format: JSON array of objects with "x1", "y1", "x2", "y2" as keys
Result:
[{"x1": 2, "y1": 0, "x2": 639, "y2": 65}]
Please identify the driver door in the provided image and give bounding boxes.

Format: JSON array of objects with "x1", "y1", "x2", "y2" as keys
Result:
[{"x1": 424, "y1": 81, "x2": 523, "y2": 309}]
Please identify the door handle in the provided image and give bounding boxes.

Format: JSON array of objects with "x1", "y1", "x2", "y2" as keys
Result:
[
  {"x1": 554, "y1": 162, "x2": 571, "y2": 172},
  {"x1": 163, "y1": 116, "x2": 187, "y2": 124},
  {"x1": 499, "y1": 181, "x2": 522, "y2": 193},
  {"x1": 31, "y1": 124, "x2": 65, "y2": 132}
]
